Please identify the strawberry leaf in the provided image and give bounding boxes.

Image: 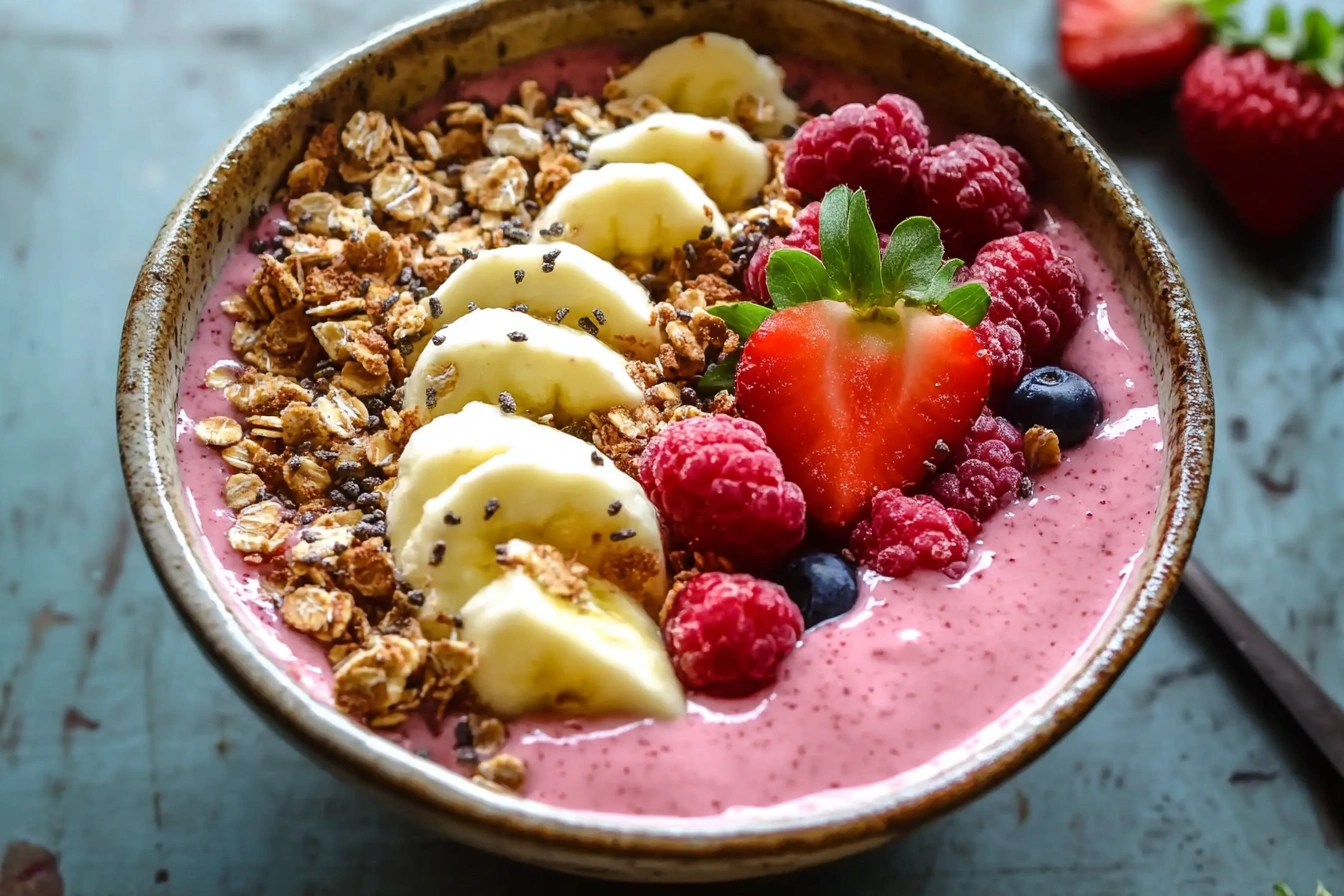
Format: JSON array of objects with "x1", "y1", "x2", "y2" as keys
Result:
[
  {"x1": 880, "y1": 216, "x2": 945, "y2": 303},
  {"x1": 697, "y1": 350, "x2": 740, "y2": 393},
  {"x1": 1223, "y1": 2, "x2": 1344, "y2": 86},
  {"x1": 766, "y1": 248, "x2": 832, "y2": 309},
  {"x1": 819, "y1": 186, "x2": 884, "y2": 303},
  {"x1": 936, "y1": 282, "x2": 991, "y2": 328},
  {"x1": 706, "y1": 302, "x2": 774, "y2": 339}
]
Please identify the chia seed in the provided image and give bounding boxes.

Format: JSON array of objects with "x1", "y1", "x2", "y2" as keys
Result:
[
  {"x1": 429, "y1": 541, "x2": 446, "y2": 566},
  {"x1": 610, "y1": 528, "x2": 637, "y2": 542},
  {"x1": 432, "y1": 333, "x2": 446, "y2": 346},
  {"x1": 406, "y1": 590, "x2": 425, "y2": 607},
  {"x1": 554, "y1": 307, "x2": 569, "y2": 323},
  {"x1": 425, "y1": 387, "x2": 438, "y2": 409},
  {"x1": 498, "y1": 391, "x2": 517, "y2": 414},
  {"x1": 699, "y1": 225, "x2": 713, "y2": 240},
  {"x1": 443, "y1": 511, "x2": 461, "y2": 526},
  {"x1": 607, "y1": 500, "x2": 622, "y2": 516},
  {"x1": 506, "y1": 331, "x2": 528, "y2": 342},
  {"x1": 514, "y1": 268, "x2": 526, "y2": 284},
  {"x1": 592, "y1": 308, "x2": 606, "y2": 325},
  {"x1": 429, "y1": 296, "x2": 443, "y2": 318},
  {"x1": 484, "y1": 498, "x2": 500, "y2": 520},
  {"x1": 590, "y1": 450, "x2": 605, "y2": 466},
  {"x1": 577, "y1": 316, "x2": 599, "y2": 336}
]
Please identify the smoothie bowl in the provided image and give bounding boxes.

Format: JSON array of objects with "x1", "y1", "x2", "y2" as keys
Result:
[{"x1": 117, "y1": 0, "x2": 1212, "y2": 881}]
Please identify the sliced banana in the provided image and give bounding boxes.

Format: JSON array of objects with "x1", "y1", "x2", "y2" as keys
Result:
[
  {"x1": 387, "y1": 402, "x2": 583, "y2": 552},
  {"x1": 586, "y1": 112, "x2": 769, "y2": 210},
  {"x1": 615, "y1": 33, "x2": 798, "y2": 138},
  {"x1": 404, "y1": 309, "x2": 642, "y2": 425},
  {"x1": 400, "y1": 441, "x2": 666, "y2": 620},
  {"x1": 462, "y1": 561, "x2": 684, "y2": 719},
  {"x1": 531, "y1": 162, "x2": 728, "y2": 261},
  {"x1": 426, "y1": 242, "x2": 660, "y2": 360}
]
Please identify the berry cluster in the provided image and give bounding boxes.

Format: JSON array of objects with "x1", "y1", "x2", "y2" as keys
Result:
[{"x1": 647, "y1": 93, "x2": 1113, "y2": 698}]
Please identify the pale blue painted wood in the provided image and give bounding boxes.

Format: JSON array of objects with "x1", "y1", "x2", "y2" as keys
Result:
[{"x1": 1, "y1": 0, "x2": 1341, "y2": 892}]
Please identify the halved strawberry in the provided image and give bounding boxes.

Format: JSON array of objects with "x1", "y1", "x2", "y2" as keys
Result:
[
  {"x1": 737, "y1": 302, "x2": 989, "y2": 529},
  {"x1": 707, "y1": 186, "x2": 993, "y2": 530},
  {"x1": 1059, "y1": 0, "x2": 1234, "y2": 95}
]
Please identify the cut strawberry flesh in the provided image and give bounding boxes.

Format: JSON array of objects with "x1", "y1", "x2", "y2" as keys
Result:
[
  {"x1": 736, "y1": 301, "x2": 991, "y2": 529},
  {"x1": 1059, "y1": 0, "x2": 1207, "y2": 94}
]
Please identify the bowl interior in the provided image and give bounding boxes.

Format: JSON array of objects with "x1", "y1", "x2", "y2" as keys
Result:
[{"x1": 117, "y1": 0, "x2": 1211, "y2": 878}]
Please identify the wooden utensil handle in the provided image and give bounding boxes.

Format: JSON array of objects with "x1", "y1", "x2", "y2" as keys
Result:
[{"x1": 1181, "y1": 560, "x2": 1344, "y2": 782}]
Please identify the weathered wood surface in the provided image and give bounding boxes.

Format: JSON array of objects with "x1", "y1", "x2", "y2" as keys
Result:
[{"x1": 1, "y1": 0, "x2": 1341, "y2": 892}]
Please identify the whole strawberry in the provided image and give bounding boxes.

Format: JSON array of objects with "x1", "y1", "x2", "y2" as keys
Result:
[{"x1": 1177, "y1": 8, "x2": 1344, "y2": 235}]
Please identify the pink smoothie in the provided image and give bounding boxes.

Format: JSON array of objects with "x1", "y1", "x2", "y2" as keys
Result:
[{"x1": 174, "y1": 46, "x2": 1162, "y2": 819}]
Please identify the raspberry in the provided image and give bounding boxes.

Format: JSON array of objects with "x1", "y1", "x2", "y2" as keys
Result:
[
  {"x1": 783, "y1": 94, "x2": 930, "y2": 228},
  {"x1": 964, "y1": 232, "x2": 1086, "y2": 387},
  {"x1": 639, "y1": 415, "x2": 806, "y2": 570},
  {"x1": 930, "y1": 409, "x2": 1026, "y2": 522},
  {"x1": 973, "y1": 316, "x2": 1027, "y2": 395},
  {"x1": 849, "y1": 492, "x2": 975, "y2": 579},
  {"x1": 743, "y1": 203, "x2": 821, "y2": 300},
  {"x1": 744, "y1": 202, "x2": 889, "y2": 302},
  {"x1": 662, "y1": 572, "x2": 804, "y2": 696},
  {"x1": 914, "y1": 134, "x2": 1033, "y2": 261}
]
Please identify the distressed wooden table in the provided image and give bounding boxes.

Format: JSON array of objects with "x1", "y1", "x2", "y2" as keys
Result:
[{"x1": 2, "y1": 0, "x2": 1342, "y2": 892}]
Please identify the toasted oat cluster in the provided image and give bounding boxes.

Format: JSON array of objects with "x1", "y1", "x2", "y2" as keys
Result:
[{"x1": 194, "y1": 72, "x2": 807, "y2": 792}]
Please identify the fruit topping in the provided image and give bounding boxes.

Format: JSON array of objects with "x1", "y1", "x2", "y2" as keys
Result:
[
  {"x1": 613, "y1": 32, "x2": 799, "y2": 137},
  {"x1": 731, "y1": 186, "x2": 993, "y2": 528},
  {"x1": 461, "y1": 540, "x2": 684, "y2": 719},
  {"x1": 849, "y1": 492, "x2": 977, "y2": 579},
  {"x1": 963, "y1": 232, "x2": 1087, "y2": 392},
  {"x1": 913, "y1": 134, "x2": 1033, "y2": 261},
  {"x1": 1002, "y1": 367, "x2": 1103, "y2": 448},
  {"x1": 531, "y1": 162, "x2": 728, "y2": 259},
  {"x1": 639, "y1": 415, "x2": 807, "y2": 570},
  {"x1": 1177, "y1": 6, "x2": 1344, "y2": 236},
  {"x1": 783, "y1": 94, "x2": 930, "y2": 229},
  {"x1": 776, "y1": 551, "x2": 860, "y2": 628},
  {"x1": 585, "y1": 112, "x2": 771, "y2": 210},
  {"x1": 1059, "y1": 0, "x2": 1233, "y2": 95},
  {"x1": 930, "y1": 409, "x2": 1028, "y2": 522},
  {"x1": 662, "y1": 572, "x2": 804, "y2": 696}
]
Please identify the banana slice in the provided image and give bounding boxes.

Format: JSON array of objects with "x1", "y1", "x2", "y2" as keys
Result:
[
  {"x1": 400, "y1": 441, "x2": 666, "y2": 620},
  {"x1": 387, "y1": 402, "x2": 584, "y2": 552},
  {"x1": 426, "y1": 242, "x2": 660, "y2": 361},
  {"x1": 403, "y1": 309, "x2": 642, "y2": 424},
  {"x1": 531, "y1": 162, "x2": 728, "y2": 260},
  {"x1": 586, "y1": 112, "x2": 769, "y2": 210},
  {"x1": 462, "y1": 550, "x2": 684, "y2": 719},
  {"x1": 616, "y1": 33, "x2": 798, "y2": 138}
]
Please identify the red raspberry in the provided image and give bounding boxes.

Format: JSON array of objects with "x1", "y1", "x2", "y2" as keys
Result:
[
  {"x1": 849, "y1": 492, "x2": 976, "y2": 579},
  {"x1": 964, "y1": 232, "x2": 1086, "y2": 387},
  {"x1": 640, "y1": 415, "x2": 806, "y2": 570},
  {"x1": 930, "y1": 409, "x2": 1026, "y2": 522},
  {"x1": 973, "y1": 316, "x2": 1027, "y2": 396},
  {"x1": 743, "y1": 203, "x2": 821, "y2": 300},
  {"x1": 744, "y1": 202, "x2": 890, "y2": 302},
  {"x1": 784, "y1": 94, "x2": 930, "y2": 228},
  {"x1": 663, "y1": 572, "x2": 804, "y2": 696},
  {"x1": 915, "y1": 134, "x2": 1033, "y2": 261}
]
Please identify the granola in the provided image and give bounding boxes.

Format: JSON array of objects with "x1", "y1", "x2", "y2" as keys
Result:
[{"x1": 192, "y1": 74, "x2": 806, "y2": 794}]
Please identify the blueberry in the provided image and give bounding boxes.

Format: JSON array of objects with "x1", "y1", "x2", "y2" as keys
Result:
[
  {"x1": 1003, "y1": 366, "x2": 1102, "y2": 448},
  {"x1": 777, "y1": 552, "x2": 859, "y2": 628}
]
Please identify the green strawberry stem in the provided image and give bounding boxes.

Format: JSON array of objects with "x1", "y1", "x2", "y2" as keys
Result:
[
  {"x1": 699, "y1": 186, "x2": 991, "y2": 394},
  {"x1": 1216, "y1": 2, "x2": 1344, "y2": 86},
  {"x1": 761, "y1": 185, "x2": 990, "y2": 325}
]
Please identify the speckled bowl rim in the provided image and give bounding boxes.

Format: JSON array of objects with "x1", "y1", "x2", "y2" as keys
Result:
[{"x1": 118, "y1": 0, "x2": 1213, "y2": 870}]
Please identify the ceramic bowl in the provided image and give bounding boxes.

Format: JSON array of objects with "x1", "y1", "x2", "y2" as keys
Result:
[{"x1": 117, "y1": 0, "x2": 1213, "y2": 881}]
